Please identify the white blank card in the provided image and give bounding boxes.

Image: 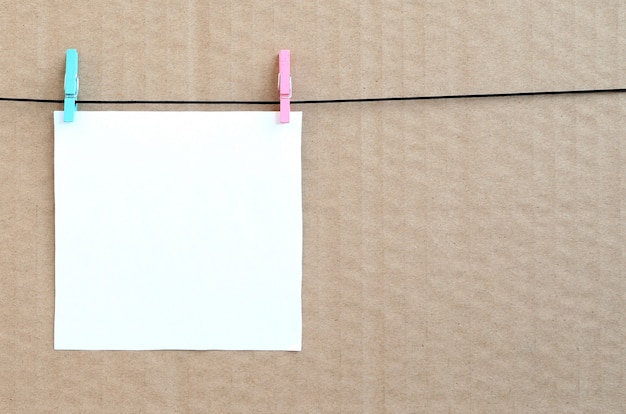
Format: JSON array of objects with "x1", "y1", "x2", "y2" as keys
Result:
[{"x1": 54, "y1": 111, "x2": 302, "y2": 350}]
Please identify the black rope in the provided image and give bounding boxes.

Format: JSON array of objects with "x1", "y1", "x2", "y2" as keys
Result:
[{"x1": 0, "y1": 88, "x2": 624, "y2": 105}]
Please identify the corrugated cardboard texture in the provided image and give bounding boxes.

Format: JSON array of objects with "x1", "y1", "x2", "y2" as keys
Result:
[{"x1": 1, "y1": 1, "x2": 625, "y2": 412}]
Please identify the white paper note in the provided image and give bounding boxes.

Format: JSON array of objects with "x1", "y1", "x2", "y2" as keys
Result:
[{"x1": 54, "y1": 111, "x2": 302, "y2": 350}]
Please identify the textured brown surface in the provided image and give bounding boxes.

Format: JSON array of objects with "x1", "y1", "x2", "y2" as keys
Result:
[{"x1": 1, "y1": 1, "x2": 625, "y2": 412}]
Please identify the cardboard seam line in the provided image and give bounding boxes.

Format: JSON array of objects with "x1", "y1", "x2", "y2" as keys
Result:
[{"x1": 0, "y1": 88, "x2": 624, "y2": 105}]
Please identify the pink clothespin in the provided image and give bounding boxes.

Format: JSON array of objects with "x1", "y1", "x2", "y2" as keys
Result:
[{"x1": 278, "y1": 50, "x2": 291, "y2": 123}]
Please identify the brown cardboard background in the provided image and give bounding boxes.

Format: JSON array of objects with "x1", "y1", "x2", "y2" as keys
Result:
[{"x1": 1, "y1": 1, "x2": 625, "y2": 412}]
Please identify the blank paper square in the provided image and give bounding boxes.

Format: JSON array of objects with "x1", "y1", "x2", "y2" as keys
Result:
[{"x1": 53, "y1": 111, "x2": 302, "y2": 351}]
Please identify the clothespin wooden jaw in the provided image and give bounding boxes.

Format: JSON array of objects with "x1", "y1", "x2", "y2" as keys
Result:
[
  {"x1": 64, "y1": 49, "x2": 79, "y2": 122},
  {"x1": 278, "y1": 50, "x2": 291, "y2": 123}
]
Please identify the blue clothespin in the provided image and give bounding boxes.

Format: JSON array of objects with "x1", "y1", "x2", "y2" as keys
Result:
[{"x1": 64, "y1": 49, "x2": 79, "y2": 122}]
